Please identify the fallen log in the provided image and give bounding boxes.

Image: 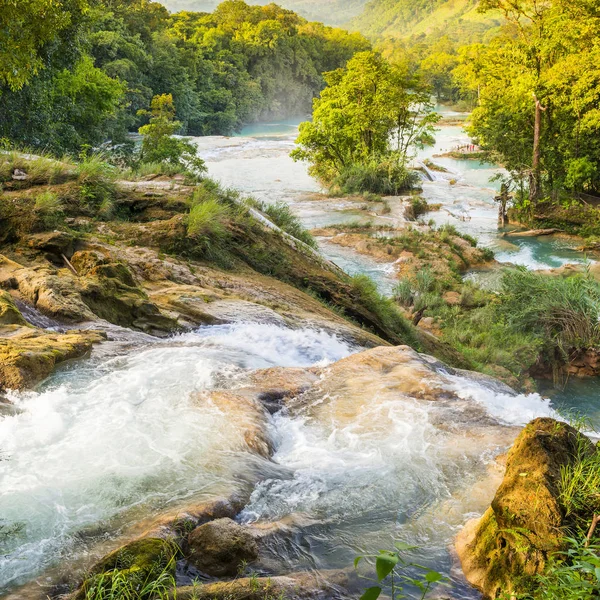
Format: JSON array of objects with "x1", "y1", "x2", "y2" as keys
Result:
[{"x1": 503, "y1": 228, "x2": 561, "y2": 237}]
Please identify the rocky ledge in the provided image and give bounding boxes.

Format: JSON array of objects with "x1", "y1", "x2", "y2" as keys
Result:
[{"x1": 456, "y1": 417, "x2": 598, "y2": 599}]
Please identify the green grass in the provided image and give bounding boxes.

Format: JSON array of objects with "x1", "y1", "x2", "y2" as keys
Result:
[
  {"x1": 559, "y1": 434, "x2": 600, "y2": 532},
  {"x1": 350, "y1": 274, "x2": 420, "y2": 347},
  {"x1": 256, "y1": 201, "x2": 318, "y2": 249},
  {"x1": 497, "y1": 268, "x2": 600, "y2": 358},
  {"x1": 0, "y1": 149, "x2": 75, "y2": 185},
  {"x1": 76, "y1": 154, "x2": 118, "y2": 211},
  {"x1": 187, "y1": 197, "x2": 230, "y2": 238}
]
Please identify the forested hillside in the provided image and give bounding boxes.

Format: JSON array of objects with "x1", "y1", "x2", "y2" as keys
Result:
[
  {"x1": 350, "y1": 0, "x2": 501, "y2": 42},
  {"x1": 0, "y1": 0, "x2": 368, "y2": 154},
  {"x1": 160, "y1": 0, "x2": 367, "y2": 25}
]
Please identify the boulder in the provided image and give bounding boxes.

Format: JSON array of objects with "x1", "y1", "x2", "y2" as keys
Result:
[
  {"x1": 25, "y1": 231, "x2": 75, "y2": 258},
  {"x1": 186, "y1": 518, "x2": 259, "y2": 577},
  {"x1": 456, "y1": 418, "x2": 594, "y2": 599},
  {"x1": 248, "y1": 366, "x2": 319, "y2": 413}
]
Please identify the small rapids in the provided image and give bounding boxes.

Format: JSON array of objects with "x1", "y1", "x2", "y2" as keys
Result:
[
  {"x1": 0, "y1": 324, "x2": 353, "y2": 592},
  {"x1": 0, "y1": 321, "x2": 560, "y2": 596}
]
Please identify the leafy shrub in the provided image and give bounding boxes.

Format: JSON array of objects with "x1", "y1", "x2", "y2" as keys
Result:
[
  {"x1": 138, "y1": 94, "x2": 206, "y2": 177},
  {"x1": 521, "y1": 537, "x2": 600, "y2": 600},
  {"x1": 404, "y1": 196, "x2": 430, "y2": 221},
  {"x1": 355, "y1": 541, "x2": 446, "y2": 600},
  {"x1": 333, "y1": 160, "x2": 420, "y2": 196},
  {"x1": 559, "y1": 434, "x2": 600, "y2": 531}
]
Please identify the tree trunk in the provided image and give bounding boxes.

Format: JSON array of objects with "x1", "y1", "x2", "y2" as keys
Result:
[{"x1": 530, "y1": 95, "x2": 545, "y2": 203}]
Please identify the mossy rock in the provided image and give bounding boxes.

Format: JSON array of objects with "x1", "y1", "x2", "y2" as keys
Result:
[
  {"x1": 457, "y1": 417, "x2": 594, "y2": 599},
  {"x1": 73, "y1": 538, "x2": 178, "y2": 600},
  {"x1": 186, "y1": 518, "x2": 258, "y2": 577},
  {"x1": 0, "y1": 291, "x2": 27, "y2": 326}
]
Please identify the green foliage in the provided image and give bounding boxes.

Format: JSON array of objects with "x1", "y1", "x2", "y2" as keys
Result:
[
  {"x1": 497, "y1": 269, "x2": 600, "y2": 359},
  {"x1": 519, "y1": 536, "x2": 600, "y2": 600},
  {"x1": 0, "y1": 0, "x2": 370, "y2": 153},
  {"x1": 188, "y1": 197, "x2": 231, "y2": 239},
  {"x1": 0, "y1": 150, "x2": 75, "y2": 185},
  {"x1": 81, "y1": 540, "x2": 178, "y2": 600},
  {"x1": 256, "y1": 201, "x2": 318, "y2": 249},
  {"x1": 431, "y1": 268, "x2": 600, "y2": 383},
  {"x1": 559, "y1": 435, "x2": 600, "y2": 532},
  {"x1": 454, "y1": 0, "x2": 600, "y2": 199},
  {"x1": 332, "y1": 160, "x2": 420, "y2": 196},
  {"x1": 138, "y1": 94, "x2": 206, "y2": 177},
  {"x1": 394, "y1": 279, "x2": 414, "y2": 306},
  {"x1": 292, "y1": 50, "x2": 437, "y2": 194},
  {"x1": 355, "y1": 542, "x2": 447, "y2": 600},
  {"x1": 404, "y1": 196, "x2": 430, "y2": 221},
  {"x1": 76, "y1": 153, "x2": 118, "y2": 212},
  {"x1": 349, "y1": 275, "x2": 420, "y2": 347},
  {"x1": 0, "y1": 0, "x2": 88, "y2": 91}
]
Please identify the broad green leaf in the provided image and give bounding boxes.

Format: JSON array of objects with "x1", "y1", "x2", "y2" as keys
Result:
[
  {"x1": 376, "y1": 553, "x2": 399, "y2": 581},
  {"x1": 360, "y1": 586, "x2": 382, "y2": 600},
  {"x1": 425, "y1": 570, "x2": 444, "y2": 583}
]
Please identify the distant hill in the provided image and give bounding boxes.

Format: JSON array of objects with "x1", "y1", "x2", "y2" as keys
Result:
[
  {"x1": 349, "y1": 0, "x2": 501, "y2": 41},
  {"x1": 159, "y1": 0, "x2": 368, "y2": 26}
]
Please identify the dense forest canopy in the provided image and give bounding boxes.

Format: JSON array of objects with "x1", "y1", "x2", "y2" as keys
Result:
[
  {"x1": 0, "y1": 0, "x2": 369, "y2": 153},
  {"x1": 351, "y1": 0, "x2": 502, "y2": 41},
  {"x1": 158, "y1": 0, "x2": 368, "y2": 26}
]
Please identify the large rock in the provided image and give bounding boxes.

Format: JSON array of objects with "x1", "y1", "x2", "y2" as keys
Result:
[
  {"x1": 0, "y1": 325, "x2": 105, "y2": 391},
  {"x1": 186, "y1": 518, "x2": 259, "y2": 577},
  {"x1": 456, "y1": 418, "x2": 594, "y2": 599}
]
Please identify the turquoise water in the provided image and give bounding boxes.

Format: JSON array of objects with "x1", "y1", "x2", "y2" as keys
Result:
[
  {"x1": 234, "y1": 117, "x2": 308, "y2": 138},
  {"x1": 539, "y1": 378, "x2": 600, "y2": 430}
]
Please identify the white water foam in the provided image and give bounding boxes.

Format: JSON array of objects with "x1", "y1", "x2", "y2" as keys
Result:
[
  {"x1": 0, "y1": 323, "x2": 354, "y2": 591},
  {"x1": 443, "y1": 374, "x2": 559, "y2": 426}
]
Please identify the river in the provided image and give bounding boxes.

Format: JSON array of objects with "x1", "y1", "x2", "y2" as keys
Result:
[{"x1": 0, "y1": 113, "x2": 596, "y2": 598}]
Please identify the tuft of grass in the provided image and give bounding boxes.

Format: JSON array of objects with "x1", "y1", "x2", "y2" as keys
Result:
[
  {"x1": 258, "y1": 201, "x2": 318, "y2": 249},
  {"x1": 394, "y1": 279, "x2": 414, "y2": 306},
  {"x1": 34, "y1": 190, "x2": 62, "y2": 213},
  {"x1": 187, "y1": 196, "x2": 230, "y2": 238},
  {"x1": 34, "y1": 190, "x2": 64, "y2": 227},
  {"x1": 497, "y1": 268, "x2": 600, "y2": 358},
  {"x1": 404, "y1": 196, "x2": 430, "y2": 221},
  {"x1": 350, "y1": 274, "x2": 420, "y2": 347},
  {"x1": 559, "y1": 434, "x2": 600, "y2": 531},
  {"x1": 76, "y1": 154, "x2": 118, "y2": 211},
  {"x1": 332, "y1": 160, "x2": 420, "y2": 196},
  {"x1": 0, "y1": 149, "x2": 75, "y2": 185}
]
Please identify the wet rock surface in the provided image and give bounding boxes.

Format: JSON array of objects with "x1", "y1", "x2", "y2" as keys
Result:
[{"x1": 186, "y1": 518, "x2": 259, "y2": 577}]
